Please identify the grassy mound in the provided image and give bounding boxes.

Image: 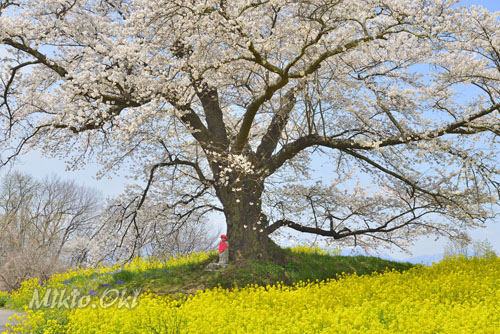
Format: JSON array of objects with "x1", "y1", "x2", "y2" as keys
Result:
[{"x1": 48, "y1": 247, "x2": 414, "y2": 299}]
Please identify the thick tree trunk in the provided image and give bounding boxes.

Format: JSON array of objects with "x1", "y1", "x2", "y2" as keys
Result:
[{"x1": 217, "y1": 181, "x2": 285, "y2": 264}]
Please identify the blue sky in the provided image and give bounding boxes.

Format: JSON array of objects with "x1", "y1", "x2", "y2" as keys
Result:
[
  {"x1": 461, "y1": 0, "x2": 499, "y2": 8},
  {"x1": 1, "y1": 0, "x2": 499, "y2": 261}
]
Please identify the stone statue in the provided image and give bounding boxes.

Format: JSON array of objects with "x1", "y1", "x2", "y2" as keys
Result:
[
  {"x1": 218, "y1": 234, "x2": 229, "y2": 265},
  {"x1": 204, "y1": 234, "x2": 230, "y2": 271}
]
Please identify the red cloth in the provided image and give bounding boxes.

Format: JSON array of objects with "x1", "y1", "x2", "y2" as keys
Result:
[
  {"x1": 219, "y1": 235, "x2": 228, "y2": 253},
  {"x1": 219, "y1": 240, "x2": 228, "y2": 253}
]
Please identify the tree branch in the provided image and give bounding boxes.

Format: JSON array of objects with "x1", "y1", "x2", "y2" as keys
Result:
[
  {"x1": 171, "y1": 103, "x2": 217, "y2": 151},
  {"x1": 232, "y1": 33, "x2": 382, "y2": 154},
  {"x1": 232, "y1": 75, "x2": 289, "y2": 154},
  {"x1": 117, "y1": 157, "x2": 212, "y2": 255},
  {"x1": 264, "y1": 102, "x2": 500, "y2": 175},
  {"x1": 266, "y1": 209, "x2": 433, "y2": 239},
  {"x1": 2, "y1": 38, "x2": 68, "y2": 77},
  {"x1": 255, "y1": 86, "x2": 299, "y2": 161},
  {"x1": 338, "y1": 148, "x2": 443, "y2": 203},
  {"x1": 195, "y1": 83, "x2": 229, "y2": 149}
]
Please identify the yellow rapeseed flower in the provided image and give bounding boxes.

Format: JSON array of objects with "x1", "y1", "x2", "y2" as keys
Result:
[{"x1": 3, "y1": 253, "x2": 500, "y2": 333}]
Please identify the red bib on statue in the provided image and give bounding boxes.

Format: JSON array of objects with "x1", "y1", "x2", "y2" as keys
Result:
[{"x1": 219, "y1": 241, "x2": 228, "y2": 253}]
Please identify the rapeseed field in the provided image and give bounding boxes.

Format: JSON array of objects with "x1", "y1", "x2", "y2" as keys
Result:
[{"x1": 3, "y1": 252, "x2": 499, "y2": 333}]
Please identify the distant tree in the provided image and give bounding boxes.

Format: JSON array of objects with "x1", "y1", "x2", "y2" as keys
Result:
[
  {"x1": 1, "y1": 0, "x2": 500, "y2": 262},
  {"x1": 444, "y1": 233, "x2": 497, "y2": 258},
  {"x1": 0, "y1": 171, "x2": 101, "y2": 290},
  {"x1": 471, "y1": 238, "x2": 497, "y2": 259}
]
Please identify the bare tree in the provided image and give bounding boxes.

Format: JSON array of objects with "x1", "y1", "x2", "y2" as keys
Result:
[{"x1": 0, "y1": 171, "x2": 101, "y2": 290}]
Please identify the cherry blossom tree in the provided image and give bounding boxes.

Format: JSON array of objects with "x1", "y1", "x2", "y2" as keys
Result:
[{"x1": 1, "y1": 0, "x2": 499, "y2": 262}]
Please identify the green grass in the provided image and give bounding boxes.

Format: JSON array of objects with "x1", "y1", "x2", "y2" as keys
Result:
[
  {"x1": 0, "y1": 294, "x2": 8, "y2": 307},
  {"x1": 60, "y1": 250, "x2": 415, "y2": 298},
  {"x1": 54, "y1": 257, "x2": 219, "y2": 298},
  {"x1": 207, "y1": 249, "x2": 415, "y2": 289}
]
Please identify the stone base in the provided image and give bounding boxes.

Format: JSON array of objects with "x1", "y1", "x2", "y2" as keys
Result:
[{"x1": 204, "y1": 263, "x2": 229, "y2": 272}]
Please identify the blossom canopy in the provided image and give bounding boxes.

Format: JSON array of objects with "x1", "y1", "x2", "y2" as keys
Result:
[{"x1": 0, "y1": 0, "x2": 499, "y2": 260}]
